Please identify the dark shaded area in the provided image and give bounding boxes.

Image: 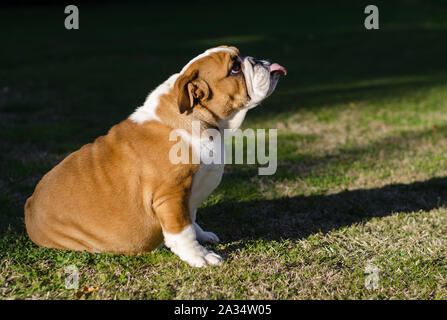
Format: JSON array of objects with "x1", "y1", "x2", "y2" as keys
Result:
[
  {"x1": 0, "y1": 0, "x2": 166, "y2": 6},
  {"x1": 201, "y1": 177, "x2": 447, "y2": 245}
]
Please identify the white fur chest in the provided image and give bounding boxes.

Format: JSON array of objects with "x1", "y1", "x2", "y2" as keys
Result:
[
  {"x1": 188, "y1": 136, "x2": 225, "y2": 215},
  {"x1": 187, "y1": 109, "x2": 249, "y2": 217},
  {"x1": 189, "y1": 162, "x2": 224, "y2": 212}
]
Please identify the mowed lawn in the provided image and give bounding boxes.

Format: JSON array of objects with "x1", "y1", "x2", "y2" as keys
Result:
[{"x1": 1, "y1": 1, "x2": 447, "y2": 299}]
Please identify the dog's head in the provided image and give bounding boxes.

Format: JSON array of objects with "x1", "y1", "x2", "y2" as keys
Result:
[{"x1": 174, "y1": 45, "x2": 286, "y2": 121}]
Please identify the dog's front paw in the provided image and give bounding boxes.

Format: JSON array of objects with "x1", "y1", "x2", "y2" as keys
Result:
[
  {"x1": 164, "y1": 225, "x2": 223, "y2": 268},
  {"x1": 182, "y1": 250, "x2": 223, "y2": 267},
  {"x1": 194, "y1": 223, "x2": 220, "y2": 243},
  {"x1": 204, "y1": 251, "x2": 223, "y2": 266},
  {"x1": 197, "y1": 230, "x2": 220, "y2": 243},
  {"x1": 184, "y1": 254, "x2": 208, "y2": 268}
]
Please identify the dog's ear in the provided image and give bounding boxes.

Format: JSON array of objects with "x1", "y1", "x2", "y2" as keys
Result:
[{"x1": 176, "y1": 71, "x2": 210, "y2": 114}]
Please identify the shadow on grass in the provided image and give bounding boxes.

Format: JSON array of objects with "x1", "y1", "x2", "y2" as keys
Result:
[
  {"x1": 204, "y1": 125, "x2": 447, "y2": 251},
  {"x1": 202, "y1": 176, "x2": 447, "y2": 253}
]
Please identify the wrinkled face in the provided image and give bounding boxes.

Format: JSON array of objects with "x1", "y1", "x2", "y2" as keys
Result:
[
  {"x1": 176, "y1": 46, "x2": 286, "y2": 120},
  {"x1": 242, "y1": 56, "x2": 287, "y2": 109}
]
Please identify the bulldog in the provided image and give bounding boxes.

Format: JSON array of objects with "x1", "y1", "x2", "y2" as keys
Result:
[{"x1": 24, "y1": 46, "x2": 286, "y2": 267}]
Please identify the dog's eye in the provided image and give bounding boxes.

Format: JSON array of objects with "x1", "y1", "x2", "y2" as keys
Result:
[{"x1": 230, "y1": 61, "x2": 241, "y2": 75}]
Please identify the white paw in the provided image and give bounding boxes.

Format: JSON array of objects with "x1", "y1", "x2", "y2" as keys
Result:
[
  {"x1": 184, "y1": 254, "x2": 207, "y2": 268},
  {"x1": 181, "y1": 250, "x2": 223, "y2": 268},
  {"x1": 204, "y1": 251, "x2": 223, "y2": 266},
  {"x1": 163, "y1": 225, "x2": 223, "y2": 268},
  {"x1": 197, "y1": 231, "x2": 220, "y2": 243}
]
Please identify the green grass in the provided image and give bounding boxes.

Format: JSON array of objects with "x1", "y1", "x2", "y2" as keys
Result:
[{"x1": 1, "y1": 0, "x2": 447, "y2": 299}]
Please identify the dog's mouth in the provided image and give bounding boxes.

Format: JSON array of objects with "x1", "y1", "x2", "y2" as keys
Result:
[
  {"x1": 266, "y1": 62, "x2": 286, "y2": 97},
  {"x1": 269, "y1": 63, "x2": 287, "y2": 76}
]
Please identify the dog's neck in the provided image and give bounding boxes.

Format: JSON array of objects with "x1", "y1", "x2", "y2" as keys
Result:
[{"x1": 218, "y1": 108, "x2": 248, "y2": 133}]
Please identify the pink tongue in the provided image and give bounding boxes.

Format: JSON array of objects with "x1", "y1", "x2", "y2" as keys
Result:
[{"x1": 269, "y1": 63, "x2": 287, "y2": 76}]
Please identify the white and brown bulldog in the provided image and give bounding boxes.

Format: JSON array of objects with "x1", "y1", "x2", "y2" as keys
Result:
[{"x1": 24, "y1": 46, "x2": 286, "y2": 267}]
